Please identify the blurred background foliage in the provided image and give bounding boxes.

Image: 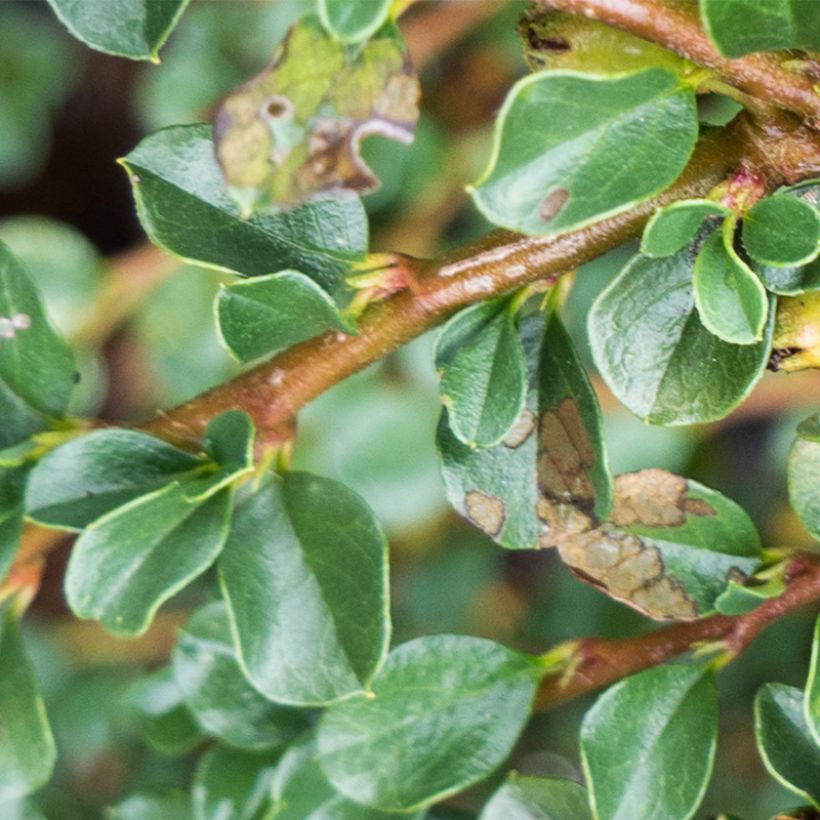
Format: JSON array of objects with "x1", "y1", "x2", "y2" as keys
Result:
[{"x1": 0, "y1": 1, "x2": 818, "y2": 817}]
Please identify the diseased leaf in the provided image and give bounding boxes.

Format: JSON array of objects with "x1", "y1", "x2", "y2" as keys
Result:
[
  {"x1": 25, "y1": 429, "x2": 202, "y2": 531},
  {"x1": 217, "y1": 270, "x2": 349, "y2": 363},
  {"x1": 219, "y1": 471, "x2": 390, "y2": 706},
  {"x1": 214, "y1": 16, "x2": 419, "y2": 212},
  {"x1": 743, "y1": 195, "x2": 820, "y2": 269},
  {"x1": 589, "y1": 249, "x2": 773, "y2": 425},
  {"x1": 45, "y1": 0, "x2": 190, "y2": 60},
  {"x1": 470, "y1": 68, "x2": 698, "y2": 236},
  {"x1": 0, "y1": 241, "x2": 75, "y2": 448},
  {"x1": 318, "y1": 635, "x2": 543, "y2": 812},
  {"x1": 122, "y1": 124, "x2": 368, "y2": 292},
  {"x1": 0, "y1": 602, "x2": 56, "y2": 803},
  {"x1": 581, "y1": 663, "x2": 717, "y2": 820},
  {"x1": 805, "y1": 615, "x2": 820, "y2": 745},
  {"x1": 318, "y1": 0, "x2": 392, "y2": 43},
  {"x1": 435, "y1": 299, "x2": 527, "y2": 448},
  {"x1": 192, "y1": 744, "x2": 279, "y2": 820},
  {"x1": 755, "y1": 683, "x2": 820, "y2": 807},
  {"x1": 65, "y1": 478, "x2": 233, "y2": 635},
  {"x1": 788, "y1": 414, "x2": 820, "y2": 541},
  {"x1": 173, "y1": 602, "x2": 308, "y2": 751},
  {"x1": 641, "y1": 199, "x2": 729, "y2": 258},
  {"x1": 693, "y1": 228, "x2": 768, "y2": 345},
  {"x1": 480, "y1": 774, "x2": 592, "y2": 820},
  {"x1": 701, "y1": 0, "x2": 820, "y2": 58}
]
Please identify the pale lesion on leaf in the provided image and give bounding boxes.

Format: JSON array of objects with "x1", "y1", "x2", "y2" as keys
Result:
[
  {"x1": 611, "y1": 469, "x2": 716, "y2": 528},
  {"x1": 502, "y1": 408, "x2": 536, "y2": 449},
  {"x1": 465, "y1": 490, "x2": 506, "y2": 538}
]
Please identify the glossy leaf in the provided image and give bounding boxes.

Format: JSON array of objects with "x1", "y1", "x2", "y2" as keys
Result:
[
  {"x1": 65, "y1": 478, "x2": 233, "y2": 635},
  {"x1": 435, "y1": 299, "x2": 527, "y2": 448},
  {"x1": 581, "y1": 663, "x2": 717, "y2": 820},
  {"x1": 200, "y1": 409, "x2": 254, "y2": 473},
  {"x1": 216, "y1": 270, "x2": 349, "y2": 363},
  {"x1": 693, "y1": 229, "x2": 768, "y2": 344},
  {"x1": 0, "y1": 241, "x2": 75, "y2": 448},
  {"x1": 219, "y1": 471, "x2": 390, "y2": 705},
  {"x1": 480, "y1": 774, "x2": 592, "y2": 820},
  {"x1": 318, "y1": 634, "x2": 543, "y2": 812},
  {"x1": 122, "y1": 124, "x2": 368, "y2": 292},
  {"x1": 788, "y1": 414, "x2": 820, "y2": 541},
  {"x1": 173, "y1": 602, "x2": 308, "y2": 751},
  {"x1": 743, "y1": 195, "x2": 820, "y2": 269},
  {"x1": 318, "y1": 0, "x2": 392, "y2": 43},
  {"x1": 0, "y1": 602, "x2": 56, "y2": 803},
  {"x1": 805, "y1": 615, "x2": 820, "y2": 745},
  {"x1": 270, "y1": 734, "x2": 408, "y2": 819},
  {"x1": 589, "y1": 250, "x2": 773, "y2": 425},
  {"x1": 470, "y1": 68, "x2": 697, "y2": 236},
  {"x1": 192, "y1": 744, "x2": 278, "y2": 820},
  {"x1": 214, "y1": 16, "x2": 419, "y2": 211},
  {"x1": 755, "y1": 683, "x2": 820, "y2": 806},
  {"x1": 641, "y1": 199, "x2": 729, "y2": 258},
  {"x1": 700, "y1": 0, "x2": 820, "y2": 58},
  {"x1": 714, "y1": 576, "x2": 786, "y2": 615},
  {"x1": 25, "y1": 429, "x2": 202, "y2": 530},
  {"x1": 127, "y1": 667, "x2": 201, "y2": 756},
  {"x1": 0, "y1": 466, "x2": 26, "y2": 584},
  {"x1": 108, "y1": 792, "x2": 193, "y2": 820},
  {"x1": 45, "y1": 0, "x2": 190, "y2": 60}
]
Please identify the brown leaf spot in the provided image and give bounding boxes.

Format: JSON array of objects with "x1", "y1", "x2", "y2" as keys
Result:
[
  {"x1": 537, "y1": 399, "x2": 596, "y2": 504},
  {"x1": 465, "y1": 491, "x2": 506, "y2": 537},
  {"x1": 539, "y1": 188, "x2": 569, "y2": 221},
  {"x1": 503, "y1": 409, "x2": 536, "y2": 449},
  {"x1": 612, "y1": 469, "x2": 716, "y2": 528}
]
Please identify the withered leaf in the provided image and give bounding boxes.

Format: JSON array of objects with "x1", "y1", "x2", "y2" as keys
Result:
[{"x1": 214, "y1": 15, "x2": 419, "y2": 213}]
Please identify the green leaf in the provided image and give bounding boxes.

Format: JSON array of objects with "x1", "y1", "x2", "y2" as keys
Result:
[
  {"x1": 127, "y1": 667, "x2": 201, "y2": 756},
  {"x1": 693, "y1": 229, "x2": 768, "y2": 344},
  {"x1": 480, "y1": 774, "x2": 592, "y2": 820},
  {"x1": 216, "y1": 270, "x2": 349, "y2": 363},
  {"x1": 805, "y1": 615, "x2": 820, "y2": 745},
  {"x1": 122, "y1": 124, "x2": 368, "y2": 292},
  {"x1": 45, "y1": 0, "x2": 190, "y2": 60},
  {"x1": 0, "y1": 603, "x2": 56, "y2": 803},
  {"x1": 589, "y1": 250, "x2": 773, "y2": 425},
  {"x1": 25, "y1": 429, "x2": 202, "y2": 530},
  {"x1": 219, "y1": 471, "x2": 390, "y2": 706},
  {"x1": 581, "y1": 663, "x2": 717, "y2": 820},
  {"x1": 107, "y1": 792, "x2": 193, "y2": 820},
  {"x1": 470, "y1": 68, "x2": 698, "y2": 236},
  {"x1": 201, "y1": 409, "x2": 254, "y2": 472},
  {"x1": 757, "y1": 258, "x2": 820, "y2": 296},
  {"x1": 271, "y1": 734, "x2": 409, "y2": 819},
  {"x1": 317, "y1": 634, "x2": 542, "y2": 812},
  {"x1": 714, "y1": 576, "x2": 786, "y2": 615},
  {"x1": 318, "y1": 0, "x2": 392, "y2": 43},
  {"x1": 435, "y1": 299, "x2": 527, "y2": 448},
  {"x1": 192, "y1": 744, "x2": 278, "y2": 820},
  {"x1": 700, "y1": 0, "x2": 820, "y2": 58},
  {"x1": 788, "y1": 414, "x2": 820, "y2": 541},
  {"x1": 0, "y1": 241, "x2": 75, "y2": 448},
  {"x1": 0, "y1": 466, "x2": 26, "y2": 584},
  {"x1": 438, "y1": 313, "x2": 544, "y2": 549},
  {"x1": 173, "y1": 602, "x2": 308, "y2": 751},
  {"x1": 641, "y1": 200, "x2": 729, "y2": 258},
  {"x1": 755, "y1": 683, "x2": 820, "y2": 807},
  {"x1": 65, "y1": 478, "x2": 233, "y2": 635},
  {"x1": 743, "y1": 195, "x2": 820, "y2": 269},
  {"x1": 214, "y1": 16, "x2": 419, "y2": 212}
]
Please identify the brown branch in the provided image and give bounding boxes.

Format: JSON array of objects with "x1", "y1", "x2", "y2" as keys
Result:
[
  {"x1": 535, "y1": 556, "x2": 820, "y2": 711},
  {"x1": 541, "y1": 0, "x2": 820, "y2": 126}
]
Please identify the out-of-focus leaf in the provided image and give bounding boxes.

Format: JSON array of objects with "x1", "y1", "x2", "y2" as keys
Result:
[
  {"x1": 318, "y1": 0, "x2": 392, "y2": 43},
  {"x1": 755, "y1": 683, "x2": 820, "y2": 807},
  {"x1": 214, "y1": 16, "x2": 419, "y2": 212},
  {"x1": 470, "y1": 68, "x2": 697, "y2": 236},
  {"x1": 45, "y1": 0, "x2": 191, "y2": 60},
  {"x1": 581, "y1": 663, "x2": 717, "y2": 820},
  {"x1": 435, "y1": 299, "x2": 527, "y2": 448},
  {"x1": 173, "y1": 602, "x2": 308, "y2": 751},
  {"x1": 641, "y1": 199, "x2": 729, "y2": 258},
  {"x1": 107, "y1": 792, "x2": 193, "y2": 819},
  {"x1": 479, "y1": 774, "x2": 592, "y2": 820},
  {"x1": 0, "y1": 242, "x2": 75, "y2": 448},
  {"x1": 743, "y1": 195, "x2": 820, "y2": 269},
  {"x1": 122, "y1": 125, "x2": 368, "y2": 291},
  {"x1": 318, "y1": 635, "x2": 543, "y2": 812},
  {"x1": 589, "y1": 250, "x2": 773, "y2": 425},
  {"x1": 805, "y1": 615, "x2": 820, "y2": 745},
  {"x1": 217, "y1": 270, "x2": 349, "y2": 363},
  {"x1": 0, "y1": 602, "x2": 56, "y2": 803},
  {"x1": 700, "y1": 0, "x2": 820, "y2": 58},
  {"x1": 0, "y1": 466, "x2": 26, "y2": 584},
  {"x1": 219, "y1": 471, "x2": 390, "y2": 706},
  {"x1": 788, "y1": 414, "x2": 820, "y2": 541}
]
